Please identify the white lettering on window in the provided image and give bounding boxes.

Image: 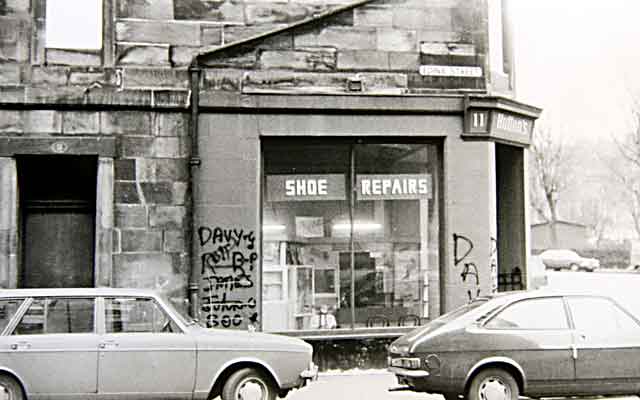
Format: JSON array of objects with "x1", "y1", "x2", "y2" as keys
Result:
[
  {"x1": 285, "y1": 180, "x2": 295, "y2": 196},
  {"x1": 318, "y1": 179, "x2": 328, "y2": 195}
]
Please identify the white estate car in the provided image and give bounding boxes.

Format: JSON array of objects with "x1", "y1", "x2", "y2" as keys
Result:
[
  {"x1": 539, "y1": 249, "x2": 600, "y2": 272},
  {"x1": 0, "y1": 288, "x2": 317, "y2": 400}
]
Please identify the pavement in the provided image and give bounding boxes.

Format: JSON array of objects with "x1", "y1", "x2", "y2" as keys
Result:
[
  {"x1": 287, "y1": 370, "x2": 435, "y2": 400},
  {"x1": 285, "y1": 370, "x2": 640, "y2": 400}
]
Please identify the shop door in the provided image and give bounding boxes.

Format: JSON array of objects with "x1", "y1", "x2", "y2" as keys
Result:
[{"x1": 18, "y1": 155, "x2": 97, "y2": 288}]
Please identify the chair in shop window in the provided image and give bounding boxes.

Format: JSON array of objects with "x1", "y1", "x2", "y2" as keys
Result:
[
  {"x1": 366, "y1": 315, "x2": 390, "y2": 327},
  {"x1": 398, "y1": 314, "x2": 421, "y2": 327}
]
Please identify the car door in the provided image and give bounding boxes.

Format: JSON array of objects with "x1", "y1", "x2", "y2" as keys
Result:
[
  {"x1": 97, "y1": 296, "x2": 196, "y2": 400},
  {"x1": 482, "y1": 296, "x2": 575, "y2": 397},
  {"x1": 1, "y1": 297, "x2": 99, "y2": 399},
  {"x1": 566, "y1": 296, "x2": 640, "y2": 395}
]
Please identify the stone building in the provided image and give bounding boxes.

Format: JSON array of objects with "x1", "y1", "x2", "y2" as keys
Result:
[{"x1": 0, "y1": 0, "x2": 539, "y2": 367}]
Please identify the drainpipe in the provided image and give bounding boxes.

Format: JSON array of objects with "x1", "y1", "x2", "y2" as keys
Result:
[{"x1": 188, "y1": 61, "x2": 202, "y2": 318}]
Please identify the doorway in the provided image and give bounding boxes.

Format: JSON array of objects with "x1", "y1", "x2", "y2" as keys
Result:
[{"x1": 17, "y1": 155, "x2": 97, "y2": 288}]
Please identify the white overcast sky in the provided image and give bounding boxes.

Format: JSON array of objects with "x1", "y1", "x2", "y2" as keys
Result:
[{"x1": 510, "y1": 0, "x2": 640, "y2": 141}]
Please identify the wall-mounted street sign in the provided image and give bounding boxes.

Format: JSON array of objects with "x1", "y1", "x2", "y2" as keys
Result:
[
  {"x1": 356, "y1": 174, "x2": 432, "y2": 200},
  {"x1": 419, "y1": 65, "x2": 483, "y2": 78},
  {"x1": 463, "y1": 97, "x2": 541, "y2": 147},
  {"x1": 266, "y1": 174, "x2": 346, "y2": 202}
]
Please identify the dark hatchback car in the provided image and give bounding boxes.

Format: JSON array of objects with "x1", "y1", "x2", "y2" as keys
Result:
[{"x1": 388, "y1": 290, "x2": 640, "y2": 400}]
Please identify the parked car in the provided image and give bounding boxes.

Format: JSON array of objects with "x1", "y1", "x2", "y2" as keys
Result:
[
  {"x1": 388, "y1": 290, "x2": 640, "y2": 400},
  {"x1": 538, "y1": 249, "x2": 599, "y2": 271},
  {"x1": 0, "y1": 288, "x2": 317, "y2": 400}
]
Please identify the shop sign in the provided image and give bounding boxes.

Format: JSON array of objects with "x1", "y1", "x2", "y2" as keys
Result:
[
  {"x1": 266, "y1": 174, "x2": 346, "y2": 202},
  {"x1": 491, "y1": 111, "x2": 532, "y2": 136},
  {"x1": 464, "y1": 109, "x2": 535, "y2": 146},
  {"x1": 356, "y1": 174, "x2": 432, "y2": 200}
]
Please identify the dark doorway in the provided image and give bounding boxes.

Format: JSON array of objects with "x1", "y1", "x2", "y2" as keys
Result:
[{"x1": 17, "y1": 155, "x2": 97, "y2": 288}]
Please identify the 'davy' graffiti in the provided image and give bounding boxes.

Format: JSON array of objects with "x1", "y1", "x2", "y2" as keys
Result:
[
  {"x1": 199, "y1": 227, "x2": 258, "y2": 328},
  {"x1": 453, "y1": 233, "x2": 498, "y2": 301}
]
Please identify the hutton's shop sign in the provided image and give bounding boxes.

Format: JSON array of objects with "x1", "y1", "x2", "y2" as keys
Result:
[{"x1": 462, "y1": 102, "x2": 535, "y2": 146}]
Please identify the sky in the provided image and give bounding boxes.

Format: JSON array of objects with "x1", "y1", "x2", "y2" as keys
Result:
[{"x1": 510, "y1": 0, "x2": 640, "y2": 142}]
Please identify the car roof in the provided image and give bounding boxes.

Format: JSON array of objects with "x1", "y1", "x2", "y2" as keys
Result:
[
  {"x1": 0, "y1": 288, "x2": 160, "y2": 298},
  {"x1": 480, "y1": 289, "x2": 613, "y2": 303}
]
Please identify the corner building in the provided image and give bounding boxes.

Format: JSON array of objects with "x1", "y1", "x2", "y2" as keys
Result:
[{"x1": 0, "y1": 0, "x2": 540, "y2": 368}]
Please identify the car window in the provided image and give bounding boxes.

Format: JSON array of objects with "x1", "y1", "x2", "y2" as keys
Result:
[
  {"x1": 0, "y1": 299, "x2": 25, "y2": 333},
  {"x1": 105, "y1": 297, "x2": 180, "y2": 334},
  {"x1": 485, "y1": 297, "x2": 568, "y2": 330},
  {"x1": 567, "y1": 297, "x2": 640, "y2": 338},
  {"x1": 13, "y1": 298, "x2": 94, "y2": 335}
]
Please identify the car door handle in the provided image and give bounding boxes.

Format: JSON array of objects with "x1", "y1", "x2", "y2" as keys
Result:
[
  {"x1": 10, "y1": 341, "x2": 31, "y2": 350},
  {"x1": 98, "y1": 341, "x2": 118, "y2": 349}
]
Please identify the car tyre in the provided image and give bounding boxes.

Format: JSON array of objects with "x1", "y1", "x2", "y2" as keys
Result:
[
  {"x1": 0, "y1": 374, "x2": 23, "y2": 400},
  {"x1": 221, "y1": 367, "x2": 276, "y2": 400},
  {"x1": 467, "y1": 368, "x2": 518, "y2": 400},
  {"x1": 569, "y1": 264, "x2": 579, "y2": 272}
]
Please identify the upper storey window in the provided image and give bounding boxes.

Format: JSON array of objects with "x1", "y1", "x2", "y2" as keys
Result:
[{"x1": 45, "y1": 0, "x2": 103, "y2": 50}]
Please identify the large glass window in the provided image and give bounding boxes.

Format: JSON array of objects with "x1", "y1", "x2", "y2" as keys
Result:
[{"x1": 262, "y1": 141, "x2": 440, "y2": 331}]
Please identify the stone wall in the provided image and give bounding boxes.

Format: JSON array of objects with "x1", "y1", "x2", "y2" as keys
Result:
[
  {"x1": 0, "y1": 109, "x2": 190, "y2": 304},
  {"x1": 0, "y1": 0, "x2": 497, "y2": 94},
  {"x1": 198, "y1": 0, "x2": 490, "y2": 94}
]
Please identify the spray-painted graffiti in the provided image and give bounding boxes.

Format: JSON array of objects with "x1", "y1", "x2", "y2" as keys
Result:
[
  {"x1": 453, "y1": 233, "x2": 498, "y2": 301},
  {"x1": 199, "y1": 227, "x2": 258, "y2": 328}
]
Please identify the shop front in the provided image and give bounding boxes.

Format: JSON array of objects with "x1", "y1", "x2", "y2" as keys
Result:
[
  {"x1": 261, "y1": 140, "x2": 440, "y2": 332},
  {"x1": 191, "y1": 93, "x2": 539, "y2": 368}
]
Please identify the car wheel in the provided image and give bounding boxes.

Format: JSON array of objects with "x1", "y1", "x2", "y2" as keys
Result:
[
  {"x1": 221, "y1": 368, "x2": 276, "y2": 400},
  {"x1": 0, "y1": 374, "x2": 23, "y2": 400},
  {"x1": 468, "y1": 368, "x2": 518, "y2": 400},
  {"x1": 570, "y1": 264, "x2": 579, "y2": 272}
]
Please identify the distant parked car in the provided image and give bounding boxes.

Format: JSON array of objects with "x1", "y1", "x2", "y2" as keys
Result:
[
  {"x1": 0, "y1": 288, "x2": 317, "y2": 400},
  {"x1": 625, "y1": 264, "x2": 640, "y2": 272},
  {"x1": 388, "y1": 290, "x2": 640, "y2": 400},
  {"x1": 539, "y1": 249, "x2": 599, "y2": 272}
]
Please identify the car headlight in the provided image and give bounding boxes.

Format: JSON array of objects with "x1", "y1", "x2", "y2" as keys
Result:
[{"x1": 389, "y1": 357, "x2": 421, "y2": 369}]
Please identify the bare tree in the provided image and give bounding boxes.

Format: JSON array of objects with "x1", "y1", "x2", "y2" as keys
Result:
[
  {"x1": 611, "y1": 93, "x2": 640, "y2": 238},
  {"x1": 579, "y1": 194, "x2": 612, "y2": 247},
  {"x1": 529, "y1": 120, "x2": 573, "y2": 246}
]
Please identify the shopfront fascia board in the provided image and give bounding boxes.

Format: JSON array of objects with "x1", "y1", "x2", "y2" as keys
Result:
[
  {"x1": 197, "y1": 91, "x2": 467, "y2": 114},
  {"x1": 462, "y1": 96, "x2": 542, "y2": 147}
]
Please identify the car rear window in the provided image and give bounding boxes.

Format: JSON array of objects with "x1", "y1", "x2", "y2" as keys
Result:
[{"x1": 485, "y1": 297, "x2": 568, "y2": 330}]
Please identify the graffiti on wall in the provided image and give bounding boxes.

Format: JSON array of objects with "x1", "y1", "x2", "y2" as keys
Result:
[
  {"x1": 453, "y1": 233, "x2": 498, "y2": 301},
  {"x1": 198, "y1": 227, "x2": 259, "y2": 328}
]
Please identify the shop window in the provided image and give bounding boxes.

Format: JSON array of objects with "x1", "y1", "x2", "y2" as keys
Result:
[
  {"x1": 262, "y1": 141, "x2": 440, "y2": 331},
  {"x1": 45, "y1": 0, "x2": 103, "y2": 50}
]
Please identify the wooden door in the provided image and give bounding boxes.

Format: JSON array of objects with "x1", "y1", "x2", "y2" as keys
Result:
[{"x1": 18, "y1": 155, "x2": 97, "y2": 288}]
